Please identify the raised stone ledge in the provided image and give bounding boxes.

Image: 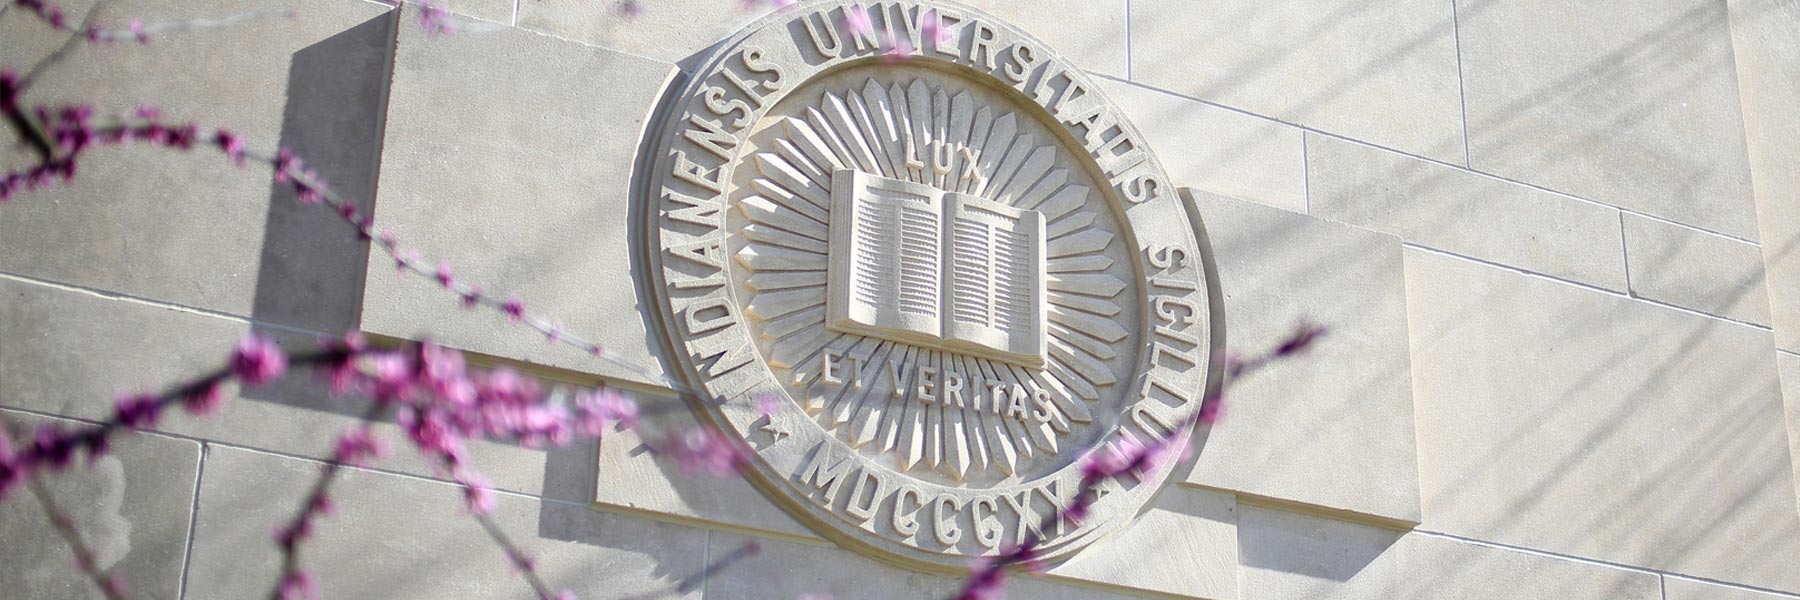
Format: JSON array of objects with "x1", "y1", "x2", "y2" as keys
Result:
[
  {"x1": 1306, "y1": 133, "x2": 1629, "y2": 292},
  {"x1": 1180, "y1": 189, "x2": 1421, "y2": 526},
  {"x1": 358, "y1": 9, "x2": 679, "y2": 388},
  {"x1": 1103, "y1": 81, "x2": 1307, "y2": 214},
  {"x1": 1406, "y1": 247, "x2": 1800, "y2": 592},
  {"x1": 1128, "y1": 0, "x2": 1465, "y2": 164}
]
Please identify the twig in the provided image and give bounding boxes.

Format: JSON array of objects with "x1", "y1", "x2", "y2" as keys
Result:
[{"x1": 26, "y1": 477, "x2": 127, "y2": 600}]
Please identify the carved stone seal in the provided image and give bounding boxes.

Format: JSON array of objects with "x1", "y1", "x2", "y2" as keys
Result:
[{"x1": 638, "y1": 0, "x2": 1211, "y2": 571}]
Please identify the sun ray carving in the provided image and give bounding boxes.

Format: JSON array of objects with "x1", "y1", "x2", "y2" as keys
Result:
[{"x1": 735, "y1": 78, "x2": 1132, "y2": 481}]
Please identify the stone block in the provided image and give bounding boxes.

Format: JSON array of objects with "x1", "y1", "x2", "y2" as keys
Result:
[
  {"x1": 185, "y1": 445, "x2": 709, "y2": 599},
  {"x1": 1100, "y1": 80, "x2": 1307, "y2": 213},
  {"x1": 704, "y1": 529, "x2": 1177, "y2": 600},
  {"x1": 517, "y1": 0, "x2": 1128, "y2": 78},
  {"x1": 360, "y1": 14, "x2": 680, "y2": 387},
  {"x1": 1128, "y1": 0, "x2": 1464, "y2": 162},
  {"x1": 0, "y1": 275, "x2": 597, "y2": 503},
  {"x1": 1623, "y1": 213, "x2": 1771, "y2": 325},
  {"x1": 1307, "y1": 133, "x2": 1628, "y2": 291},
  {"x1": 1665, "y1": 577, "x2": 1798, "y2": 600},
  {"x1": 0, "y1": 0, "x2": 395, "y2": 333},
  {"x1": 1181, "y1": 190, "x2": 1421, "y2": 524},
  {"x1": 1729, "y1": 0, "x2": 1800, "y2": 353},
  {"x1": 1237, "y1": 504, "x2": 1662, "y2": 599},
  {"x1": 1047, "y1": 486, "x2": 1240, "y2": 599},
  {"x1": 594, "y1": 388, "x2": 818, "y2": 540},
  {"x1": 0, "y1": 411, "x2": 200, "y2": 600},
  {"x1": 1405, "y1": 248, "x2": 1800, "y2": 592},
  {"x1": 1459, "y1": 0, "x2": 1758, "y2": 240}
]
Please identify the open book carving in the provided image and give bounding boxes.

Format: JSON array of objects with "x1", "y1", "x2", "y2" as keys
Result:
[{"x1": 826, "y1": 169, "x2": 1047, "y2": 367}]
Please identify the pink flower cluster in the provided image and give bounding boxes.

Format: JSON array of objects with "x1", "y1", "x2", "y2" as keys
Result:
[
  {"x1": 0, "y1": 87, "x2": 206, "y2": 202},
  {"x1": 841, "y1": 4, "x2": 953, "y2": 63}
]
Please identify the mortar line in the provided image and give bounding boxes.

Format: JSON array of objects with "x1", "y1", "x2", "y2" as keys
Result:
[
  {"x1": 1415, "y1": 530, "x2": 1800, "y2": 599},
  {"x1": 1403, "y1": 244, "x2": 1774, "y2": 331},
  {"x1": 1089, "y1": 73, "x2": 1764, "y2": 246},
  {"x1": 0, "y1": 271, "x2": 325, "y2": 338},
  {"x1": 1124, "y1": 0, "x2": 1132, "y2": 81},
  {"x1": 1620, "y1": 210, "x2": 1634, "y2": 293},
  {"x1": 1301, "y1": 132, "x2": 1311, "y2": 214},
  {"x1": 176, "y1": 441, "x2": 208, "y2": 600},
  {"x1": 1450, "y1": 0, "x2": 1472, "y2": 167}
]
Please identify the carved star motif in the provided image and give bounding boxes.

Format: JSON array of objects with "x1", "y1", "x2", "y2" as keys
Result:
[{"x1": 758, "y1": 418, "x2": 792, "y2": 445}]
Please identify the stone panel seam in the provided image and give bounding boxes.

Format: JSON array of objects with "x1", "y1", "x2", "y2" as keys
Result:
[
  {"x1": 1449, "y1": 0, "x2": 1471, "y2": 168},
  {"x1": 698, "y1": 530, "x2": 712, "y2": 599},
  {"x1": 1621, "y1": 211, "x2": 1635, "y2": 293},
  {"x1": 1414, "y1": 530, "x2": 1800, "y2": 599},
  {"x1": 0, "y1": 404, "x2": 828, "y2": 544},
  {"x1": 503, "y1": 11, "x2": 690, "y2": 69},
  {"x1": 1092, "y1": 74, "x2": 1762, "y2": 245},
  {"x1": 1301, "y1": 133, "x2": 1311, "y2": 214},
  {"x1": 1779, "y1": 348, "x2": 1800, "y2": 360},
  {"x1": 1404, "y1": 244, "x2": 1775, "y2": 331},
  {"x1": 176, "y1": 442, "x2": 208, "y2": 600},
  {"x1": 0, "y1": 271, "x2": 326, "y2": 338},
  {"x1": 1661, "y1": 574, "x2": 1669, "y2": 600},
  {"x1": 1125, "y1": 0, "x2": 1132, "y2": 81}
]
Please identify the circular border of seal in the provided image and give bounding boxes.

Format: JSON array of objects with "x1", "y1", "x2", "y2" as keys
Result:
[{"x1": 637, "y1": 0, "x2": 1213, "y2": 572}]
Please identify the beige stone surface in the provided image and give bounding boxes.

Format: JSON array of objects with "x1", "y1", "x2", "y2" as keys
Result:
[
  {"x1": 1405, "y1": 248, "x2": 1800, "y2": 592},
  {"x1": 1047, "y1": 487, "x2": 1240, "y2": 599},
  {"x1": 359, "y1": 13, "x2": 678, "y2": 387},
  {"x1": 1128, "y1": 0, "x2": 1464, "y2": 163},
  {"x1": 1623, "y1": 213, "x2": 1771, "y2": 325},
  {"x1": 0, "y1": 276, "x2": 597, "y2": 503},
  {"x1": 594, "y1": 388, "x2": 818, "y2": 540},
  {"x1": 0, "y1": 412, "x2": 200, "y2": 600},
  {"x1": 1181, "y1": 190, "x2": 1420, "y2": 524},
  {"x1": 1101, "y1": 80, "x2": 1307, "y2": 213},
  {"x1": 185, "y1": 445, "x2": 710, "y2": 599},
  {"x1": 1730, "y1": 0, "x2": 1800, "y2": 353},
  {"x1": 518, "y1": 0, "x2": 1129, "y2": 78},
  {"x1": 1666, "y1": 576, "x2": 1800, "y2": 600},
  {"x1": 0, "y1": 0, "x2": 394, "y2": 333},
  {"x1": 1307, "y1": 133, "x2": 1628, "y2": 291},
  {"x1": 1780, "y1": 352, "x2": 1800, "y2": 517},
  {"x1": 705, "y1": 529, "x2": 1183, "y2": 600},
  {"x1": 1237, "y1": 504, "x2": 1663, "y2": 599},
  {"x1": 1459, "y1": 0, "x2": 1758, "y2": 240}
]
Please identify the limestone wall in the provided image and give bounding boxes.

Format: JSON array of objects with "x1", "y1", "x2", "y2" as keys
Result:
[{"x1": 2, "y1": 0, "x2": 1797, "y2": 598}]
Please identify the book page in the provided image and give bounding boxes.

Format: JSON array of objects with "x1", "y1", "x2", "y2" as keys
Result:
[
  {"x1": 942, "y1": 193, "x2": 1045, "y2": 365},
  {"x1": 827, "y1": 170, "x2": 943, "y2": 340}
]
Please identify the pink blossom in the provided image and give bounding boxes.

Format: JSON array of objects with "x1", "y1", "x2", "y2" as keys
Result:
[
  {"x1": 844, "y1": 5, "x2": 873, "y2": 36},
  {"x1": 460, "y1": 473, "x2": 497, "y2": 515},
  {"x1": 921, "y1": 9, "x2": 953, "y2": 45},
  {"x1": 755, "y1": 392, "x2": 780, "y2": 418},
  {"x1": 113, "y1": 391, "x2": 163, "y2": 429},
  {"x1": 277, "y1": 570, "x2": 315, "y2": 600},
  {"x1": 183, "y1": 381, "x2": 226, "y2": 416},
  {"x1": 419, "y1": 0, "x2": 455, "y2": 36},
  {"x1": 435, "y1": 262, "x2": 455, "y2": 288},
  {"x1": 333, "y1": 428, "x2": 385, "y2": 466},
  {"x1": 667, "y1": 426, "x2": 747, "y2": 476},
  {"x1": 502, "y1": 296, "x2": 526, "y2": 323},
  {"x1": 575, "y1": 389, "x2": 639, "y2": 435},
  {"x1": 614, "y1": 0, "x2": 643, "y2": 19},
  {"x1": 882, "y1": 37, "x2": 914, "y2": 63},
  {"x1": 230, "y1": 334, "x2": 288, "y2": 387}
]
